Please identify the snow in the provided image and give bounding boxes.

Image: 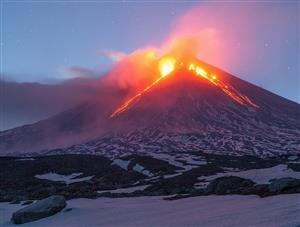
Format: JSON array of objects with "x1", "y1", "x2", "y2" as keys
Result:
[
  {"x1": 149, "y1": 152, "x2": 189, "y2": 170},
  {"x1": 288, "y1": 161, "x2": 300, "y2": 164},
  {"x1": 35, "y1": 172, "x2": 93, "y2": 185},
  {"x1": 132, "y1": 164, "x2": 154, "y2": 177},
  {"x1": 112, "y1": 159, "x2": 154, "y2": 177},
  {"x1": 288, "y1": 155, "x2": 298, "y2": 161},
  {"x1": 198, "y1": 164, "x2": 300, "y2": 184},
  {"x1": 112, "y1": 159, "x2": 130, "y2": 170},
  {"x1": 98, "y1": 185, "x2": 150, "y2": 194},
  {"x1": 287, "y1": 156, "x2": 300, "y2": 164},
  {"x1": 15, "y1": 158, "x2": 35, "y2": 161},
  {"x1": 149, "y1": 152, "x2": 207, "y2": 172},
  {"x1": 1, "y1": 194, "x2": 299, "y2": 227}
]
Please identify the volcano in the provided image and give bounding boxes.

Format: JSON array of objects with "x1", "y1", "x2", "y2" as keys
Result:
[{"x1": 0, "y1": 59, "x2": 299, "y2": 157}]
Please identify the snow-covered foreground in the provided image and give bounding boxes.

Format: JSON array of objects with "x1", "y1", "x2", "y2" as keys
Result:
[{"x1": 1, "y1": 194, "x2": 299, "y2": 227}]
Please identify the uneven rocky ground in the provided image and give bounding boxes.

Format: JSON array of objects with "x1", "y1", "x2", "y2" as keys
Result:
[{"x1": 1, "y1": 153, "x2": 300, "y2": 203}]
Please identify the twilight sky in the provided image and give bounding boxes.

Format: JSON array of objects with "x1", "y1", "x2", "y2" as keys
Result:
[{"x1": 1, "y1": 1, "x2": 299, "y2": 103}]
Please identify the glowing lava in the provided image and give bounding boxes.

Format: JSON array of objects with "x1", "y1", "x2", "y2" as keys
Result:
[
  {"x1": 110, "y1": 57, "x2": 176, "y2": 118},
  {"x1": 188, "y1": 63, "x2": 259, "y2": 108},
  {"x1": 159, "y1": 57, "x2": 176, "y2": 77},
  {"x1": 110, "y1": 57, "x2": 258, "y2": 118}
]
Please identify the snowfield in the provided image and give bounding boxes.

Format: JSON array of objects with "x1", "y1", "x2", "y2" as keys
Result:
[{"x1": 0, "y1": 194, "x2": 299, "y2": 227}]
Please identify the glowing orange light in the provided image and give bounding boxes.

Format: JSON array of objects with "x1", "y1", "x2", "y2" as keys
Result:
[
  {"x1": 188, "y1": 64, "x2": 195, "y2": 71},
  {"x1": 159, "y1": 57, "x2": 176, "y2": 77},
  {"x1": 188, "y1": 63, "x2": 258, "y2": 108},
  {"x1": 195, "y1": 66, "x2": 208, "y2": 78}
]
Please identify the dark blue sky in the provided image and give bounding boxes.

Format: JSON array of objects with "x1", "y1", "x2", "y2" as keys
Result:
[{"x1": 1, "y1": 1, "x2": 299, "y2": 102}]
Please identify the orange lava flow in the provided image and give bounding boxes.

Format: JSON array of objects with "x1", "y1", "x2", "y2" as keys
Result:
[
  {"x1": 110, "y1": 58, "x2": 176, "y2": 118},
  {"x1": 110, "y1": 59, "x2": 258, "y2": 118},
  {"x1": 188, "y1": 63, "x2": 259, "y2": 108},
  {"x1": 110, "y1": 76, "x2": 165, "y2": 117}
]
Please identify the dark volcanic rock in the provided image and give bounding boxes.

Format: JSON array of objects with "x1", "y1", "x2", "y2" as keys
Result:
[
  {"x1": 206, "y1": 176, "x2": 255, "y2": 194},
  {"x1": 250, "y1": 184, "x2": 270, "y2": 196},
  {"x1": 144, "y1": 165, "x2": 222, "y2": 196},
  {"x1": 11, "y1": 195, "x2": 66, "y2": 224},
  {"x1": 1, "y1": 154, "x2": 299, "y2": 202},
  {"x1": 268, "y1": 177, "x2": 300, "y2": 193},
  {"x1": 124, "y1": 155, "x2": 182, "y2": 175},
  {"x1": 287, "y1": 163, "x2": 300, "y2": 172},
  {"x1": 21, "y1": 200, "x2": 33, "y2": 206},
  {"x1": 0, "y1": 155, "x2": 146, "y2": 202}
]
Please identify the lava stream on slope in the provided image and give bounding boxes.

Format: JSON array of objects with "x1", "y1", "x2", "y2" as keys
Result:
[{"x1": 110, "y1": 57, "x2": 258, "y2": 118}]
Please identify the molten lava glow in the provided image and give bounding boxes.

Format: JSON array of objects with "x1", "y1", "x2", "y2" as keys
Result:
[
  {"x1": 110, "y1": 57, "x2": 175, "y2": 118},
  {"x1": 110, "y1": 58, "x2": 258, "y2": 118},
  {"x1": 188, "y1": 63, "x2": 259, "y2": 108},
  {"x1": 159, "y1": 57, "x2": 176, "y2": 77}
]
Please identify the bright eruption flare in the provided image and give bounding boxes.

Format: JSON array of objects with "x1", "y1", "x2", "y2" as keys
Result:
[
  {"x1": 159, "y1": 57, "x2": 176, "y2": 77},
  {"x1": 110, "y1": 56, "x2": 258, "y2": 118}
]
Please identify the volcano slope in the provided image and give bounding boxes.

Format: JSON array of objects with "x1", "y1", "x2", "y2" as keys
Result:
[
  {"x1": 0, "y1": 60, "x2": 299, "y2": 157},
  {"x1": 45, "y1": 61, "x2": 299, "y2": 158}
]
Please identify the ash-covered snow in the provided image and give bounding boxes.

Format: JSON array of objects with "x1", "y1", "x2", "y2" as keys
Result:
[
  {"x1": 0, "y1": 195, "x2": 299, "y2": 227},
  {"x1": 35, "y1": 172, "x2": 93, "y2": 185}
]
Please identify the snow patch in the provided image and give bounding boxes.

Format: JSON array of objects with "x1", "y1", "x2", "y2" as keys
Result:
[
  {"x1": 35, "y1": 172, "x2": 93, "y2": 185},
  {"x1": 288, "y1": 155, "x2": 298, "y2": 161},
  {"x1": 112, "y1": 159, "x2": 130, "y2": 170},
  {"x1": 98, "y1": 185, "x2": 150, "y2": 194},
  {"x1": 15, "y1": 158, "x2": 35, "y2": 161},
  {"x1": 112, "y1": 159, "x2": 154, "y2": 177},
  {"x1": 133, "y1": 164, "x2": 154, "y2": 177},
  {"x1": 198, "y1": 164, "x2": 300, "y2": 184}
]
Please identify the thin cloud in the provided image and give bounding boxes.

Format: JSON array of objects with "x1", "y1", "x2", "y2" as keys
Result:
[
  {"x1": 59, "y1": 66, "x2": 99, "y2": 79},
  {"x1": 100, "y1": 49, "x2": 127, "y2": 62}
]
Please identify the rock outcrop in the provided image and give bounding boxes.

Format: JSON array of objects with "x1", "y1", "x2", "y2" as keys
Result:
[{"x1": 11, "y1": 195, "x2": 66, "y2": 224}]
